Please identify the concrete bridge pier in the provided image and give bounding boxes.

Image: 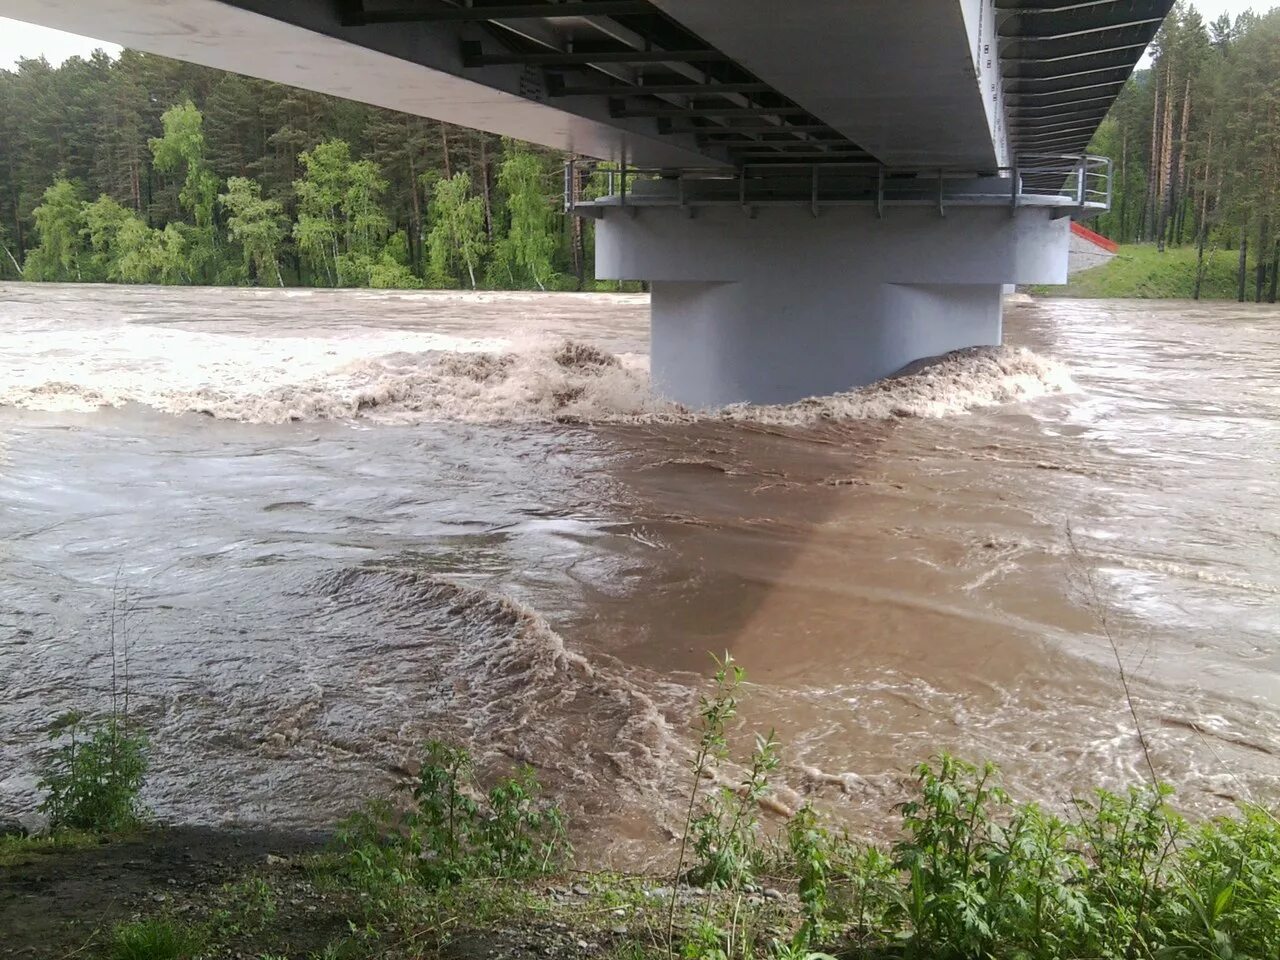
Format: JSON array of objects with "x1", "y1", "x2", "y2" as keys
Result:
[{"x1": 594, "y1": 187, "x2": 1069, "y2": 408}]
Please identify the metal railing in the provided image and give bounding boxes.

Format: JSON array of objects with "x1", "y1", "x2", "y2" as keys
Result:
[{"x1": 564, "y1": 154, "x2": 1112, "y2": 217}]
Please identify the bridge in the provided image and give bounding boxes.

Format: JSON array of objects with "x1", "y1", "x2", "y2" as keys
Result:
[{"x1": 5, "y1": 0, "x2": 1172, "y2": 406}]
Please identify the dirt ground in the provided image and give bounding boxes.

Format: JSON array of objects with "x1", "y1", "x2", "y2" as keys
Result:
[
  {"x1": 1, "y1": 825, "x2": 780, "y2": 959},
  {"x1": 0, "y1": 826, "x2": 325, "y2": 958}
]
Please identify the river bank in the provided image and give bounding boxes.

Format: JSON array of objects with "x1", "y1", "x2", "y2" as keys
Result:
[
  {"x1": 1036, "y1": 242, "x2": 1270, "y2": 300},
  {"x1": 3, "y1": 751, "x2": 1277, "y2": 960},
  {"x1": 1, "y1": 825, "x2": 795, "y2": 960}
]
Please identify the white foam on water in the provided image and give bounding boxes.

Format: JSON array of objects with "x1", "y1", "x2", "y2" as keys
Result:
[
  {"x1": 718, "y1": 347, "x2": 1075, "y2": 425},
  {"x1": 1, "y1": 318, "x2": 1074, "y2": 426},
  {"x1": 0, "y1": 321, "x2": 509, "y2": 417}
]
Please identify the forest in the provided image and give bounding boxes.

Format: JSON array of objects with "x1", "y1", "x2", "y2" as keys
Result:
[
  {"x1": 0, "y1": 2, "x2": 1277, "y2": 295},
  {"x1": 1089, "y1": 4, "x2": 1280, "y2": 301},
  {"x1": 0, "y1": 49, "x2": 600, "y2": 290}
]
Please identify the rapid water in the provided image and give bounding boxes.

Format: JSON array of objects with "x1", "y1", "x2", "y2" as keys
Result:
[{"x1": 1, "y1": 283, "x2": 1276, "y2": 863}]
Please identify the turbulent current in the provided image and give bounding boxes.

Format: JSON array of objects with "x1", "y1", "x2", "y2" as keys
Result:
[{"x1": 1, "y1": 283, "x2": 1277, "y2": 864}]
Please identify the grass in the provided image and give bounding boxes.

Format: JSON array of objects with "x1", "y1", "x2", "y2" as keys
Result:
[
  {"x1": 0, "y1": 827, "x2": 100, "y2": 867},
  {"x1": 1033, "y1": 242, "x2": 1253, "y2": 300},
  {"x1": 108, "y1": 918, "x2": 206, "y2": 960}
]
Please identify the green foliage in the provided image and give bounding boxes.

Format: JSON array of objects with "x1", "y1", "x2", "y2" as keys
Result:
[
  {"x1": 293, "y1": 139, "x2": 396, "y2": 286},
  {"x1": 1037, "y1": 243, "x2": 1244, "y2": 299},
  {"x1": 671, "y1": 653, "x2": 741, "y2": 917},
  {"x1": 770, "y1": 754, "x2": 1276, "y2": 960},
  {"x1": 37, "y1": 711, "x2": 148, "y2": 833},
  {"x1": 208, "y1": 875, "x2": 278, "y2": 939},
  {"x1": 1086, "y1": 8, "x2": 1280, "y2": 299},
  {"x1": 786, "y1": 806, "x2": 831, "y2": 949},
  {"x1": 0, "y1": 828, "x2": 98, "y2": 868},
  {"x1": 366, "y1": 231, "x2": 423, "y2": 289},
  {"x1": 481, "y1": 764, "x2": 569, "y2": 878},
  {"x1": 1164, "y1": 805, "x2": 1280, "y2": 959},
  {"x1": 108, "y1": 918, "x2": 204, "y2": 960},
  {"x1": 220, "y1": 176, "x2": 287, "y2": 286},
  {"x1": 426, "y1": 171, "x2": 488, "y2": 289},
  {"x1": 662, "y1": 666, "x2": 1279, "y2": 960},
  {"x1": 341, "y1": 158, "x2": 392, "y2": 264},
  {"x1": 495, "y1": 149, "x2": 558, "y2": 290},
  {"x1": 334, "y1": 740, "x2": 569, "y2": 908},
  {"x1": 23, "y1": 178, "x2": 87, "y2": 281},
  {"x1": 292, "y1": 139, "x2": 348, "y2": 285},
  {"x1": 1, "y1": 54, "x2": 607, "y2": 290},
  {"x1": 833, "y1": 842, "x2": 898, "y2": 942},
  {"x1": 689, "y1": 729, "x2": 780, "y2": 889},
  {"x1": 115, "y1": 220, "x2": 188, "y2": 285},
  {"x1": 1071, "y1": 784, "x2": 1184, "y2": 958},
  {"x1": 889, "y1": 756, "x2": 1085, "y2": 958},
  {"x1": 82, "y1": 193, "x2": 136, "y2": 280},
  {"x1": 671, "y1": 654, "x2": 790, "y2": 959},
  {"x1": 150, "y1": 101, "x2": 218, "y2": 230},
  {"x1": 11, "y1": 660, "x2": 1278, "y2": 960},
  {"x1": 150, "y1": 101, "x2": 221, "y2": 283}
]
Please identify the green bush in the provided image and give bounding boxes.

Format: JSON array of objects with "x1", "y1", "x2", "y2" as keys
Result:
[
  {"x1": 335, "y1": 740, "x2": 569, "y2": 900},
  {"x1": 667, "y1": 727, "x2": 1278, "y2": 960},
  {"x1": 689, "y1": 728, "x2": 780, "y2": 890},
  {"x1": 816, "y1": 755, "x2": 1278, "y2": 960},
  {"x1": 786, "y1": 805, "x2": 832, "y2": 950},
  {"x1": 889, "y1": 756, "x2": 1099, "y2": 958},
  {"x1": 1159, "y1": 804, "x2": 1280, "y2": 959},
  {"x1": 37, "y1": 712, "x2": 148, "y2": 833}
]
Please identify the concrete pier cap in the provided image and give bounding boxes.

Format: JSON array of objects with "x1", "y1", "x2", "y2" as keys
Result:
[{"x1": 591, "y1": 175, "x2": 1071, "y2": 408}]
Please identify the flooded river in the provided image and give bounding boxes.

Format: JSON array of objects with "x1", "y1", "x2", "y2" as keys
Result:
[{"x1": 1, "y1": 283, "x2": 1276, "y2": 864}]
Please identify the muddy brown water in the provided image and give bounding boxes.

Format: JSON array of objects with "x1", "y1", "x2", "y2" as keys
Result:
[{"x1": 1, "y1": 284, "x2": 1276, "y2": 867}]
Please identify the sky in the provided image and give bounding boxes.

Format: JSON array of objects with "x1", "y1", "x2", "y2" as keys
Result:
[
  {"x1": 0, "y1": 19, "x2": 121, "y2": 70},
  {"x1": 0, "y1": 2, "x2": 1275, "y2": 70}
]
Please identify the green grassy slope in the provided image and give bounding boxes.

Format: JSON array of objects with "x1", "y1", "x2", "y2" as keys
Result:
[{"x1": 1034, "y1": 243, "x2": 1247, "y2": 299}]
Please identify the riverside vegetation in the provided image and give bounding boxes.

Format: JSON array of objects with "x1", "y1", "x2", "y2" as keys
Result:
[
  {"x1": 1032, "y1": 243, "x2": 1247, "y2": 300},
  {"x1": 3, "y1": 655, "x2": 1278, "y2": 960},
  {"x1": 0, "y1": 52, "x2": 621, "y2": 292},
  {"x1": 1086, "y1": 5, "x2": 1280, "y2": 303}
]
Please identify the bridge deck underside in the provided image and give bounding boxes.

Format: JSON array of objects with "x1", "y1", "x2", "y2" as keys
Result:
[
  {"x1": 998, "y1": 0, "x2": 1174, "y2": 188},
  {"x1": 347, "y1": 0, "x2": 873, "y2": 166},
  {"x1": 9, "y1": 0, "x2": 1172, "y2": 175}
]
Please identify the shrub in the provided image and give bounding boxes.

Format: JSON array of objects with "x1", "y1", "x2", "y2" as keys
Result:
[
  {"x1": 37, "y1": 711, "x2": 148, "y2": 832},
  {"x1": 1071, "y1": 783, "x2": 1184, "y2": 958},
  {"x1": 786, "y1": 805, "x2": 832, "y2": 949},
  {"x1": 480, "y1": 764, "x2": 568, "y2": 878},
  {"x1": 335, "y1": 739, "x2": 569, "y2": 899},
  {"x1": 688, "y1": 729, "x2": 780, "y2": 889},
  {"x1": 884, "y1": 756, "x2": 1180, "y2": 959},
  {"x1": 672, "y1": 654, "x2": 740, "y2": 898},
  {"x1": 1159, "y1": 804, "x2": 1280, "y2": 959}
]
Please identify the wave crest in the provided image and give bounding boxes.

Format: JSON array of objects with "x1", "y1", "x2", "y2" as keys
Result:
[
  {"x1": 311, "y1": 566, "x2": 685, "y2": 794},
  {"x1": 3, "y1": 338, "x2": 1072, "y2": 425}
]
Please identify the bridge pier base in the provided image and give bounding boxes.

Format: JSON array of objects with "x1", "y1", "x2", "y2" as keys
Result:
[{"x1": 595, "y1": 201, "x2": 1068, "y2": 408}]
